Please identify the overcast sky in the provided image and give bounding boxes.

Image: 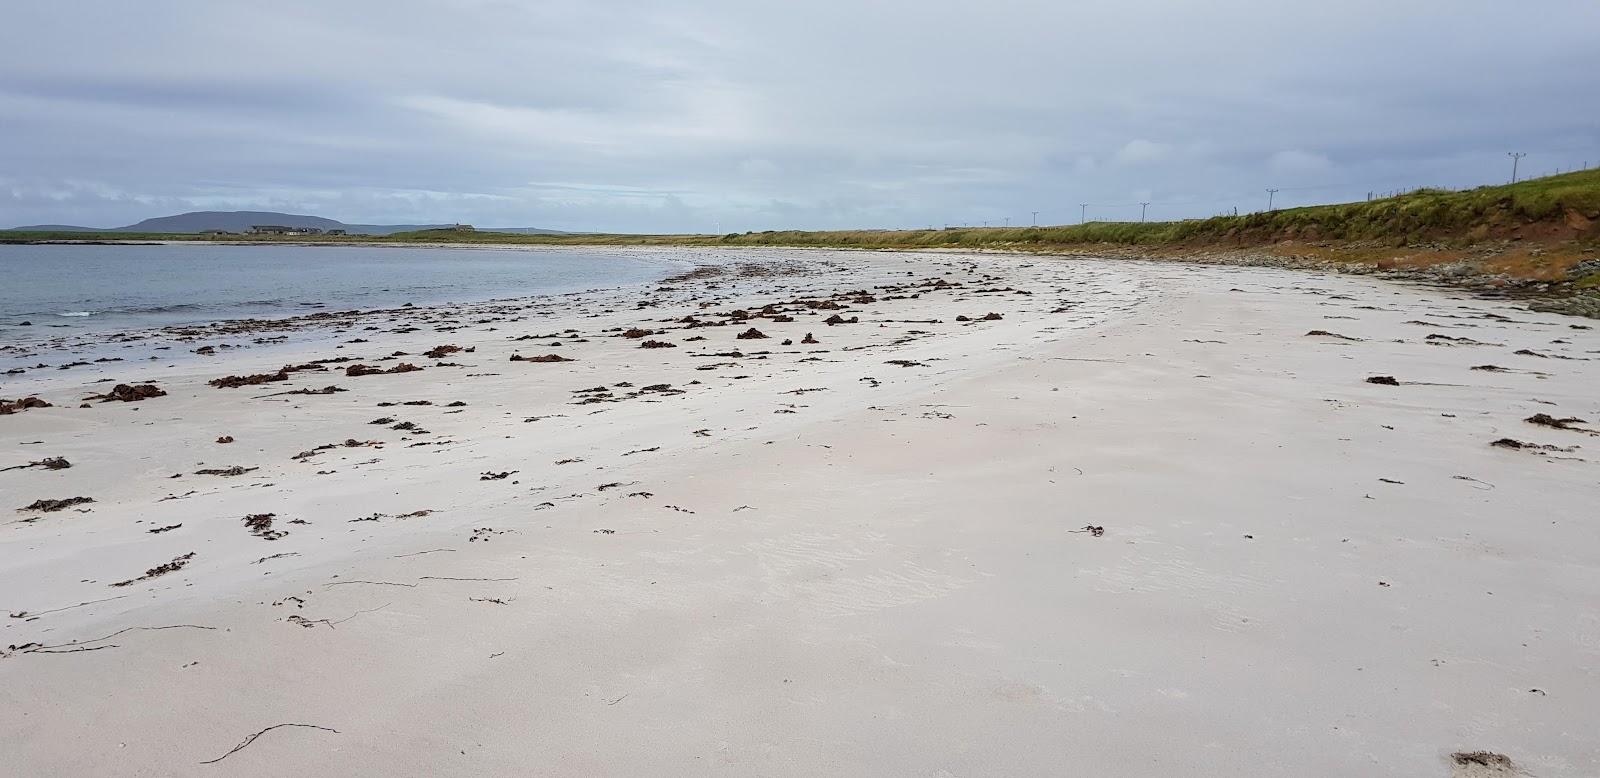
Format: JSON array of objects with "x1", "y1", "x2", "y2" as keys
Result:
[{"x1": 3, "y1": 0, "x2": 1597, "y2": 232}]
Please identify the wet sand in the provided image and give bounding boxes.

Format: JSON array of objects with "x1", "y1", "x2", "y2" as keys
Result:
[{"x1": 3, "y1": 248, "x2": 1598, "y2": 777}]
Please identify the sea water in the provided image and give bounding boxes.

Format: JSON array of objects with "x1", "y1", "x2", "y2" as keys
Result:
[{"x1": 0, "y1": 243, "x2": 677, "y2": 335}]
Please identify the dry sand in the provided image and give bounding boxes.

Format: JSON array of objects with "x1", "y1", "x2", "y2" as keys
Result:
[{"x1": 3, "y1": 248, "x2": 1597, "y2": 777}]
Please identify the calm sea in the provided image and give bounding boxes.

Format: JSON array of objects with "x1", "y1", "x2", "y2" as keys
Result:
[{"x1": 0, "y1": 243, "x2": 680, "y2": 337}]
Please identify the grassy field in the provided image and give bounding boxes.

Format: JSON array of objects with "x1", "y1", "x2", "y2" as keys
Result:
[
  {"x1": 392, "y1": 169, "x2": 1600, "y2": 250},
  {"x1": 6, "y1": 170, "x2": 1598, "y2": 255}
]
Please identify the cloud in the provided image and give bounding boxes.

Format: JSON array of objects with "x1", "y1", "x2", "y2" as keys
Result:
[
  {"x1": 2, "y1": 0, "x2": 1597, "y2": 231},
  {"x1": 1270, "y1": 150, "x2": 1334, "y2": 175},
  {"x1": 738, "y1": 158, "x2": 780, "y2": 178},
  {"x1": 1113, "y1": 140, "x2": 1174, "y2": 166}
]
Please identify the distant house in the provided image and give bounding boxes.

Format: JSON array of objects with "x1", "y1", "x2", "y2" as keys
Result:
[
  {"x1": 326, "y1": 229, "x2": 346, "y2": 236},
  {"x1": 249, "y1": 225, "x2": 324, "y2": 236}
]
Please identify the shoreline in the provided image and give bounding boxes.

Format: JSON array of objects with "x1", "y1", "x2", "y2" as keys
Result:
[
  {"x1": 10, "y1": 235, "x2": 1598, "y2": 319},
  {"x1": 4, "y1": 249, "x2": 1598, "y2": 776},
  {"x1": 0, "y1": 244, "x2": 716, "y2": 382}
]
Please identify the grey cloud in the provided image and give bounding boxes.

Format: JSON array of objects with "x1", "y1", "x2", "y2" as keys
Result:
[{"x1": 2, "y1": 0, "x2": 1596, "y2": 231}]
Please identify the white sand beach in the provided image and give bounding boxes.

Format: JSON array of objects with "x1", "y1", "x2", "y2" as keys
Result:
[{"x1": 3, "y1": 249, "x2": 1598, "y2": 777}]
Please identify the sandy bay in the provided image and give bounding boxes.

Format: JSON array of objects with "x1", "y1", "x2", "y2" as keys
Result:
[{"x1": 3, "y1": 247, "x2": 1598, "y2": 776}]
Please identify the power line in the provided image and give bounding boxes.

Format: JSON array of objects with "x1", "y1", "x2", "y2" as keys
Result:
[
  {"x1": 1078, "y1": 175, "x2": 1461, "y2": 210},
  {"x1": 1046, "y1": 156, "x2": 1584, "y2": 225}
]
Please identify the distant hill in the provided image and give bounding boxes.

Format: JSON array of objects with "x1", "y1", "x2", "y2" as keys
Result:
[
  {"x1": 8, "y1": 224, "x2": 98, "y2": 232},
  {"x1": 6, "y1": 210, "x2": 567, "y2": 236},
  {"x1": 481, "y1": 226, "x2": 576, "y2": 235},
  {"x1": 123, "y1": 211, "x2": 348, "y2": 233}
]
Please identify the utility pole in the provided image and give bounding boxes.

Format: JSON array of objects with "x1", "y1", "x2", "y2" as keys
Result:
[
  {"x1": 1079, "y1": 203, "x2": 1088, "y2": 224},
  {"x1": 1507, "y1": 152, "x2": 1526, "y2": 183},
  {"x1": 1031, "y1": 211, "x2": 1039, "y2": 227},
  {"x1": 1139, "y1": 202, "x2": 1150, "y2": 222},
  {"x1": 1266, "y1": 188, "x2": 1279, "y2": 212},
  {"x1": 1004, "y1": 217, "x2": 1010, "y2": 228}
]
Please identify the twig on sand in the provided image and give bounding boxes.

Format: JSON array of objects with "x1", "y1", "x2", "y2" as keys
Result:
[
  {"x1": 8, "y1": 595, "x2": 127, "y2": 620},
  {"x1": 392, "y1": 548, "x2": 455, "y2": 559},
  {"x1": 199, "y1": 723, "x2": 340, "y2": 765},
  {"x1": 29, "y1": 644, "x2": 121, "y2": 654},
  {"x1": 251, "y1": 552, "x2": 299, "y2": 565},
  {"x1": 28, "y1": 624, "x2": 216, "y2": 653},
  {"x1": 420, "y1": 576, "x2": 519, "y2": 582},
  {"x1": 335, "y1": 603, "x2": 392, "y2": 624},
  {"x1": 288, "y1": 603, "x2": 392, "y2": 630},
  {"x1": 324, "y1": 580, "x2": 417, "y2": 588}
]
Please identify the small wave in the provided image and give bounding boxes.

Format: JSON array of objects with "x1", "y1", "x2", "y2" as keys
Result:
[
  {"x1": 105, "y1": 300, "x2": 292, "y2": 316},
  {"x1": 105, "y1": 302, "x2": 207, "y2": 315},
  {"x1": 57, "y1": 311, "x2": 94, "y2": 317}
]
